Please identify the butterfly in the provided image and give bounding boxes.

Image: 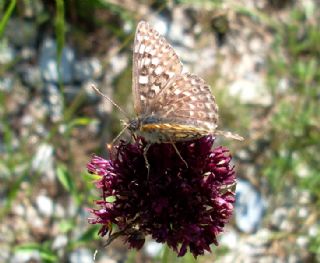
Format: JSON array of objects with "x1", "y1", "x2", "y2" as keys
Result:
[
  {"x1": 128, "y1": 21, "x2": 243, "y2": 142},
  {"x1": 93, "y1": 21, "x2": 243, "y2": 166}
]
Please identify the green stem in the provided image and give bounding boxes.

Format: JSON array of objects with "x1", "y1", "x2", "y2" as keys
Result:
[
  {"x1": 55, "y1": 0, "x2": 65, "y2": 105},
  {"x1": 161, "y1": 245, "x2": 170, "y2": 263}
]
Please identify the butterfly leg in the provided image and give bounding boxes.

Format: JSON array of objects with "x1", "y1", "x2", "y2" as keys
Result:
[
  {"x1": 170, "y1": 142, "x2": 188, "y2": 168},
  {"x1": 143, "y1": 143, "x2": 151, "y2": 177}
]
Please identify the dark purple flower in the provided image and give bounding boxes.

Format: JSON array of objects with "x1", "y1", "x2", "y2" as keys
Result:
[{"x1": 87, "y1": 136, "x2": 236, "y2": 257}]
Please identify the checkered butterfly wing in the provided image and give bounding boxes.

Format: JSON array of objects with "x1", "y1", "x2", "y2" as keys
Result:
[
  {"x1": 132, "y1": 21, "x2": 182, "y2": 115},
  {"x1": 151, "y1": 73, "x2": 219, "y2": 132}
]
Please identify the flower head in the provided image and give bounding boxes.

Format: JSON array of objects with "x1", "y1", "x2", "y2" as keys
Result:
[{"x1": 88, "y1": 136, "x2": 236, "y2": 257}]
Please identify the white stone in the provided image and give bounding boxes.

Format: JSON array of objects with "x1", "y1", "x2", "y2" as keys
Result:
[
  {"x1": 235, "y1": 179, "x2": 267, "y2": 233},
  {"x1": 69, "y1": 248, "x2": 93, "y2": 263},
  {"x1": 52, "y1": 235, "x2": 68, "y2": 249},
  {"x1": 39, "y1": 38, "x2": 75, "y2": 84},
  {"x1": 31, "y1": 143, "x2": 54, "y2": 174},
  {"x1": 96, "y1": 254, "x2": 117, "y2": 263},
  {"x1": 109, "y1": 53, "x2": 128, "y2": 76},
  {"x1": 308, "y1": 224, "x2": 318, "y2": 237},
  {"x1": 0, "y1": 39, "x2": 15, "y2": 64},
  {"x1": 144, "y1": 240, "x2": 163, "y2": 257},
  {"x1": 36, "y1": 194, "x2": 54, "y2": 217},
  {"x1": 10, "y1": 251, "x2": 41, "y2": 263},
  {"x1": 149, "y1": 15, "x2": 169, "y2": 36},
  {"x1": 229, "y1": 77, "x2": 272, "y2": 106},
  {"x1": 219, "y1": 228, "x2": 239, "y2": 249},
  {"x1": 296, "y1": 236, "x2": 308, "y2": 248},
  {"x1": 298, "y1": 207, "x2": 308, "y2": 218}
]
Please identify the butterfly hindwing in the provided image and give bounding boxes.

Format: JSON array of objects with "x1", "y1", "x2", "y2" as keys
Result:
[{"x1": 151, "y1": 73, "x2": 219, "y2": 132}]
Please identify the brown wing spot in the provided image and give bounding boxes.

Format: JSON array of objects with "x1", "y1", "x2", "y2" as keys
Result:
[
  {"x1": 192, "y1": 87, "x2": 199, "y2": 94},
  {"x1": 197, "y1": 111, "x2": 206, "y2": 118},
  {"x1": 197, "y1": 102, "x2": 204, "y2": 109}
]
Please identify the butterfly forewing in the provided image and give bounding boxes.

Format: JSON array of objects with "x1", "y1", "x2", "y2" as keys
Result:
[{"x1": 132, "y1": 21, "x2": 183, "y2": 115}]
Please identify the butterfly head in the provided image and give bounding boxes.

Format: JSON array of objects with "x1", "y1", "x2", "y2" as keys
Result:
[{"x1": 127, "y1": 118, "x2": 140, "y2": 132}]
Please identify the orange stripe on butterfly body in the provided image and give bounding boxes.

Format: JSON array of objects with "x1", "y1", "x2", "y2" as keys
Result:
[{"x1": 141, "y1": 123, "x2": 209, "y2": 134}]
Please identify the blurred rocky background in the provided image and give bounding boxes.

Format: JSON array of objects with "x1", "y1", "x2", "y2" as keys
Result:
[{"x1": 0, "y1": 0, "x2": 319, "y2": 262}]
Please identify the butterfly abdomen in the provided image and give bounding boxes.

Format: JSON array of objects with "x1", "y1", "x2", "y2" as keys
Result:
[{"x1": 136, "y1": 116, "x2": 209, "y2": 143}]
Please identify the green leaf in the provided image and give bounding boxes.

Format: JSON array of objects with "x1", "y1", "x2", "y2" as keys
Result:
[
  {"x1": 83, "y1": 171, "x2": 101, "y2": 182},
  {"x1": 77, "y1": 225, "x2": 100, "y2": 243},
  {"x1": 39, "y1": 250, "x2": 58, "y2": 262},
  {"x1": 68, "y1": 225, "x2": 100, "y2": 250},
  {"x1": 105, "y1": 196, "x2": 116, "y2": 202},
  {"x1": 56, "y1": 164, "x2": 83, "y2": 205},
  {"x1": 15, "y1": 243, "x2": 43, "y2": 251},
  {"x1": 64, "y1": 117, "x2": 96, "y2": 136},
  {"x1": 0, "y1": 0, "x2": 16, "y2": 38},
  {"x1": 54, "y1": 0, "x2": 65, "y2": 65},
  {"x1": 126, "y1": 249, "x2": 137, "y2": 263},
  {"x1": 58, "y1": 219, "x2": 74, "y2": 233},
  {"x1": 56, "y1": 164, "x2": 75, "y2": 193},
  {"x1": 69, "y1": 117, "x2": 93, "y2": 127},
  {"x1": 15, "y1": 243, "x2": 58, "y2": 262}
]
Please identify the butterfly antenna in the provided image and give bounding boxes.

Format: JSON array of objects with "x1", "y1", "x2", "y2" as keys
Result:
[
  {"x1": 107, "y1": 122, "x2": 131, "y2": 149},
  {"x1": 215, "y1": 130, "x2": 244, "y2": 141},
  {"x1": 91, "y1": 84, "x2": 130, "y2": 120}
]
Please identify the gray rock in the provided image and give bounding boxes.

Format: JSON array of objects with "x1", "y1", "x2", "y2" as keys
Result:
[
  {"x1": 20, "y1": 65, "x2": 43, "y2": 89},
  {"x1": 39, "y1": 38, "x2": 75, "y2": 84},
  {"x1": 73, "y1": 57, "x2": 103, "y2": 82},
  {"x1": 109, "y1": 53, "x2": 128, "y2": 76},
  {"x1": 21, "y1": 99, "x2": 49, "y2": 138},
  {"x1": 270, "y1": 207, "x2": 294, "y2": 232},
  {"x1": 235, "y1": 179, "x2": 267, "y2": 233},
  {"x1": 169, "y1": 8, "x2": 192, "y2": 46},
  {"x1": 20, "y1": 46, "x2": 36, "y2": 60},
  {"x1": 196, "y1": 47, "x2": 217, "y2": 74},
  {"x1": 0, "y1": 76, "x2": 14, "y2": 92},
  {"x1": 12, "y1": 204, "x2": 26, "y2": 216},
  {"x1": 63, "y1": 85, "x2": 81, "y2": 102},
  {"x1": 5, "y1": 80, "x2": 29, "y2": 115},
  {"x1": 66, "y1": 197, "x2": 78, "y2": 217},
  {"x1": 0, "y1": 39, "x2": 15, "y2": 64},
  {"x1": 21, "y1": 0, "x2": 44, "y2": 18},
  {"x1": 5, "y1": 19, "x2": 37, "y2": 47},
  {"x1": 44, "y1": 84, "x2": 64, "y2": 122},
  {"x1": 217, "y1": 229, "x2": 275, "y2": 263},
  {"x1": 0, "y1": 160, "x2": 11, "y2": 179},
  {"x1": 0, "y1": 245, "x2": 10, "y2": 262}
]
